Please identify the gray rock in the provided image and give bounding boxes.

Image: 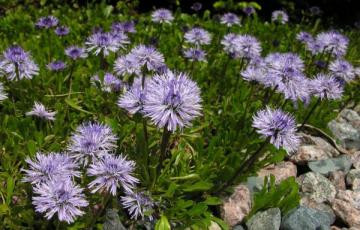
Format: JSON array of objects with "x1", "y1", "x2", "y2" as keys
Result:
[
  {"x1": 308, "y1": 155, "x2": 352, "y2": 176},
  {"x1": 233, "y1": 225, "x2": 245, "y2": 230},
  {"x1": 280, "y1": 206, "x2": 332, "y2": 230},
  {"x1": 328, "y1": 109, "x2": 360, "y2": 151},
  {"x1": 244, "y1": 176, "x2": 264, "y2": 193},
  {"x1": 329, "y1": 171, "x2": 346, "y2": 190},
  {"x1": 346, "y1": 169, "x2": 360, "y2": 189},
  {"x1": 300, "y1": 196, "x2": 336, "y2": 225},
  {"x1": 351, "y1": 151, "x2": 360, "y2": 169},
  {"x1": 103, "y1": 209, "x2": 127, "y2": 230},
  {"x1": 246, "y1": 208, "x2": 281, "y2": 230},
  {"x1": 300, "y1": 172, "x2": 336, "y2": 203}
]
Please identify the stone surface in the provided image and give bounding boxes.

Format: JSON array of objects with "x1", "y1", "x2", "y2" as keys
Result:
[
  {"x1": 300, "y1": 196, "x2": 336, "y2": 225},
  {"x1": 328, "y1": 109, "x2": 360, "y2": 151},
  {"x1": 232, "y1": 225, "x2": 245, "y2": 230},
  {"x1": 329, "y1": 171, "x2": 346, "y2": 190},
  {"x1": 331, "y1": 198, "x2": 360, "y2": 228},
  {"x1": 351, "y1": 151, "x2": 360, "y2": 169},
  {"x1": 257, "y1": 161, "x2": 297, "y2": 183},
  {"x1": 220, "y1": 185, "x2": 251, "y2": 227},
  {"x1": 290, "y1": 133, "x2": 340, "y2": 164},
  {"x1": 280, "y1": 206, "x2": 332, "y2": 230},
  {"x1": 308, "y1": 155, "x2": 352, "y2": 175},
  {"x1": 246, "y1": 208, "x2": 281, "y2": 230},
  {"x1": 299, "y1": 172, "x2": 336, "y2": 203},
  {"x1": 208, "y1": 221, "x2": 221, "y2": 230},
  {"x1": 244, "y1": 176, "x2": 264, "y2": 193},
  {"x1": 352, "y1": 178, "x2": 360, "y2": 191},
  {"x1": 346, "y1": 169, "x2": 360, "y2": 189}
]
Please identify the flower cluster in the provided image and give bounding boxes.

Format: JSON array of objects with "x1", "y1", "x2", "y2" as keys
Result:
[{"x1": 221, "y1": 33, "x2": 262, "y2": 59}]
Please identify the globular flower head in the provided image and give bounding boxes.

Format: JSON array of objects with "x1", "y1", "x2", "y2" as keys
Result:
[
  {"x1": 271, "y1": 10, "x2": 289, "y2": 24},
  {"x1": 86, "y1": 32, "x2": 128, "y2": 56},
  {"x1": 221, "y1": 34, "x2": 261, "y2": 59},
  {"x1": 143, "y1": 70, "x2": 202, "y2": 132},
  {"x1": 114, "y1": 54, "x2": 141, "y2": 77},
  {"x1": 151, "y1": 9, "x2": 174, "y2": 24},
  {"x1": 315, "y1": 31, "x2": 349, "y2": 57},
  {"x1": 36, "y1": 16, "x2": 59, "y2": 29},
  {"x1": 296, "y1": 31, "x2": 314, "y2": 43},
  {"x1": 91, "y1": 73, "x2": 122, "y2": 92},
  {"x1": 184, "y1": 27, "x2": 211, "y2": 46},
  {"x1": 0, "y1": 82, "x2": 8, "y2": 101},
  {"x1": 26, "y1": 102, "x2": 56, "y2": 121},
  {"x1": 309, "y1": 73, "x2": 343, "y2": 100},
  {"x1": 87, "y1": 154, "x2": 139, "y2": 195},
  {"x1": 68, "y1": 122, "x2": 118, "y2": 165},
  {"x1": 3, "y1": 46, "x2": 28, "y2": 63},
  {"x1": 22, "y1": 152, "x2": 80, "y2": 185},
  {"x1": 118, "y1": 77, "x2": 148, "y2": 114},
  {"x1": 47, "y1": 60, "x2": 66, "y2": 71},
  {"x1": 111, "y1": 21, "x2": 136, "y2": 34},
  {"x1": 55, "y1": 26, "x2": 70, "y2": 36},
  {"x1": 243, "y1": 7, "x2": 256, "y2": 16},
  {"x1": 241, "y1": 58, "x2": 272, "y2": 86},
  {"x1": 220, "y1": 13, "x2": 240, "y2": 27},
  {"x1": 183, "y1": 48, "x2": 206, "y2": 62},
  {"x1": 32, "y1": 178, "x2": 88, "y2": 223},
  {"x1": 65, "y1": 46, "x2": 88, "y2": 60},
  {"x1": 329, "y1": 59, "x2": 355, "y2": 82},
  {"x1": 121, "y1": 192, "x2": 155, "y2": 221},
  {"x1": 130, "y1": 45, "x2": 165, "y2": 71},
  {"x1": 252, "y1": 107, "x2": 300, "y2": 153}
]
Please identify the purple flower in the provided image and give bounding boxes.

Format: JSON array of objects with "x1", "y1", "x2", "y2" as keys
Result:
[
  {"x1": 0, "y1": 46, "x2": 39, "y2": 81},
  {"x1": 296, "y1": 31, "x2": 314, "y2": 43},
  {"x1": 220, "y1": 13, "x2": 240, "y2": 27},
  {"x1": 118, "y1": 77, "x2": 148, "y2": 114},
  {"x1": 54, "y1": 26, "x2": 70, "y2": 36},
  {"x1": 22, "y1": 152, "x2": 80, "y2": 185},
  {"x1": 68, "y1": 122, "x2": 118, "y2": 165},
  {"x1": 111, "y1": 21, "x2": 136, "y2": 34},
  {"x1": 65, "y1": 46, "x2": 88, "y2": 60},
  {"x1": 309, "y1": 6, "x2": 322, "y2": 16},
  {"x1": 143, "y1": 70, "x2": 202, "y2": 132},
  {"x1": 276, "y1": 72, "x2": 310, "y2": 103},
  {"x1": 47, "y1": 60, "x2": 66, "y2": 71},
  {"x1": 252, "y1": 107, "x2": 300, "y2": 153},
  {"x1": 87, "y1": 154, "x2": 139, "y2": 195},
  {"x1": 26, "y1": 102, "x2": 56, "y2": 121},
  {"x1": 35, "y1": 16, "x2": 59, "y2": 29},
  {"x1": 121, "y1": 192, "x2": 155, "y2": 221},
  {"x1": 151, "y1": 9, "x2": 174, "y2": 24},
  {"x1": 0, "y1": 83, "x2": 7, "y2": 101},
  {"x1": 241, "y1": 58, "x2": 271, "y2": 85},
  {"x1": 183, "y1": 48, "x2": 206, "y2": 62},
  {"x1": 114, "y1": 54, "x2": 141, "y2": 77},
  {"x1": 243, "y1": 7, "x2": 255, "y2": 16},
  {"x1": 91, "y1": 73, "x2": 122, "y2": 92},
  {"x1": 221, "y1": 34, "x2": 261, "y2": 59},
  {"x1": 32, "y1": 179, "x2": 88, "y2": 223},
  {"x1": 309, "y1": 74, "x2": 343, "y2": 100},
  {"x1": 329, "y1": 59, "x2": 355, "y2": 82},
  {"x1": 86, "y1": 32, "x2": 128, "y2": 56},
  {"x1": 130, "y1": 45, "x2": 165, "y2": 71},
  {"x1": 184, "y1": 27, "x2": 211, "y2": 46},
  {"x1": 191, "y1": 2, "x2": 202, "y2": 11},
  {"x1": 314, "y1": 31, "x2": 349, "y2": 57},
  {"x1": 271, "y1": 10, "x2": 289, "y2": 24}
]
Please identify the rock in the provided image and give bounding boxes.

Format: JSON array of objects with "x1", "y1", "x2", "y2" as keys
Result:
[
  {"x1": 329, "y1": 171, "x2": 346, "y2": 190},
  {"x1": 257, "y1": 161, "x2": 297, "y2": 183},
  {"x1": 308, "y1": 155, "x2": 352, "y2": 176},
  {"x1": 300, "y1": 196, "x2": 336, "y2": 225},
  {"x1": 336, "y1": 190, "x2": 360, "y2": 210},
  {"x1": 232, "y1": 225, "x2": 245, "y2": 230},
  {"x1": 290, "y1": 133, "x2": 340, "y2": 164},
  {"x1": 331, "y1": 198, "x2": 360, "y2": 228},
  {"x1": 330, "y1": 226, "x2": 341, "y2": 230},
  {"x1": 244, "y1": 176, "x2": 264, "y2": 193},
  {"x1": 220, "y1": 185, "x2": 251, "y2": 227},
  {"x1": 246, "y1": 208, "x2": 281, "y2": 230},
  {"x1": 352, "y1": 178, "x2": 360, "y2": 191},
  {"x1": 351, "y1": 151, "x2": 360, "y2": 169},
  {"x1": 300, "y1": 172, "x2": 336, "y2": 203},
  {"x1": 328, "y1": 109, "x2": 360, "y2": 151},
  {"x1": 209, "y1": 221, "x2": 221, "y2": 230},
  {"x1": 346, "y1": 169, "x2": 360, "y2": 189},
  {"x1": 280, "y1": 206, "x2": 332, "y2": 230},
  {"x1": 103, "y1": 209, "x2": 127, "y2": 230}
]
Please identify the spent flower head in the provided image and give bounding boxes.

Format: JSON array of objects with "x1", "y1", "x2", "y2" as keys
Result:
[
  {"x1": 26, "y1": 102, "x2": 56, "y2": 121},
  {"x1": 121, "y1": 192, "x2": 155, "y2": 221}
]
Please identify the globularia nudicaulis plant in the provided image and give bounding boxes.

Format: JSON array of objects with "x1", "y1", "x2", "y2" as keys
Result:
[{"x1": 0, "y1": 2, "x2": 359, "y2": 229}]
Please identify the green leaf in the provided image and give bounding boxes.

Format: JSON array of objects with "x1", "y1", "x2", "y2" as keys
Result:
[
  {"x1": 183, "y1": 181, "x2": 213, "y2": 192},
  {"x1": 6, "y1": 177, "x2": 14, "y2": 205},
  {"x1": 203, "y1": 196, "x2": 222, "y2": 206},
  {"x1": 155, "y1": 215, "x2": 171, "y2": 230},
  {"x1": 27, "y1": 140, "x2": 37, "y2": 155},
  {"x1": 65, "y1": 98, "x2": 93, "y2": 115}
]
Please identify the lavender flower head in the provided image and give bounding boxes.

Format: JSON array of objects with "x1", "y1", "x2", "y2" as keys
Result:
[
  {"x1": 184, "y1": 27, "x2": 211, "y2": 46},
  {"x1": 68, "y1": 122, "x2": 118, "y2": 165},
  {"x1": 86, "y1": 32, "x2": 128, "y2": 56},
  {"x1": 118, "y1": 77, "x2": 148, "y2": 114},
  {"x1": 191, "y1": 2, "x2": 202, "y2": 11},
  {"x1": 114, "y1": 54, "x2": 141, "y2": 77},
  {"x1": 271, "y1": 10, "x2": 289, "y2": 24},
  {"x1": 32, "y1": 179, "x2": 88, "y2": 223},
  {"x1": 221, "y1": 34, "x2": 261, "y2": 59},
  {"x1": 183, "y1": 48, "x2": 206, "y2": 62},
  {"x1": 241, "y1": 58, "x2": 270, "y2": 85},
  {"x1": 0, "y1": 46, "x2": 39, "y2": 81},
  {"x1": 87, "y1": 154, "x2": 139, "y2": 195},
  {"x1": 111, "y1": 21, "x2": 136, "y2": 34},
  {"x1": 329, "y1": 59, "x2": 355, "y2": 82},
  {"x1": 220, "y1": 13, "x2": 240, "y2": 27},
  {"x1": 143, "y1": 70, "x2": 202, "y2": 132},
  {"x1": 55, "y1": 26, "x2": 70, "y2": 36},
  {"x1": 91, "y1": 73, "x2": 122, "y2": 92},
  {"x1": 22, "y1": 152, "x2": 80, "y2": 185},
  {"x1": 26, "y1": 102, "x2": 56, "y2": 121},
  {"x1": 130, "y1": 45, "x2": 165, "y2": 71},
  {"x1": 65, "y1": 46, "x2": 88, "y2": 60},
  {"x1": 121, "y1": 192, "x2": 155, "y2": 221},
  {"x1": 309, "y1": 74, "x2": 343, "y2": 100},
  {"x1": 221, "y1": 33, "x2": 241, "y2": 56},
  {"x1": 296, "y1": 31, "x2": 314, "y2": 43},
  {"x1": 151, "y1": 9, "x2": 174, "y2": 24},
  {"x1": 0, "y1": 83, "x2": 7, "y2": 101},
  {"x1": 35, "y1": 16, "x2": 59, "y2": 29},
  {"x1": 47, "y1": 60, "x2": 66, "y2": 71},
  {"x1": 243, "y1": 7, "x2": 255, "y2": 16},
  {"x1": 252, "y1": 107, "x2": 300, "y2": 153},
  {"x1": 315, "y1": 31, "x2": 349, "y2": 57}
]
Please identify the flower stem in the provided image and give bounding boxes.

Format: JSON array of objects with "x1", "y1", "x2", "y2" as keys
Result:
[
  {"x1": 158, "y1": 127, "x2": 171, "y2": 173},
  {"x1": 88, "y1": 193, "x2": 111, "y2": 229},
  {"x1": 299, "y1": 97, "x2": 321, "y2": 131}
]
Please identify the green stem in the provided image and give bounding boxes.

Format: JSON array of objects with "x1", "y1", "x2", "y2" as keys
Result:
[
  {"x1": 299, "y1": 97, "x2": 321, "y2": 131},
  {"x1": 88, "y1": 193, "x2": 111, "y2": 229},
  {"x1": 157, "y1": 127, "x2": 171, "y2": 173}
]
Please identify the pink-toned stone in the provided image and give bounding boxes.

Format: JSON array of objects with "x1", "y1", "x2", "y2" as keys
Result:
[
  {"x1": 351, "y1": 151, "x2": 360, "y2": 169},
  {"x1": 330, "y1": 226, "x2": 341, "y2": 230},
  {"x1": 331, "y1": 198, "x2": 360, "y2": 228},
  {"x1": 257, "y1": 161, "x2": 297, "y2": 183},
  {"x1": 329, "y1": 171, "x2": 346, "y2": 190},
  {"x1": 221, "y1": 185, "x2": 251, "y2": 227}
]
